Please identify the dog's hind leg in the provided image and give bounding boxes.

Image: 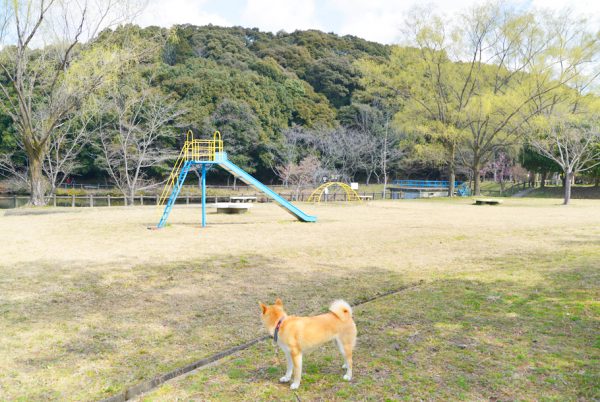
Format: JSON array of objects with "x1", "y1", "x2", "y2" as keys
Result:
[
  {"x1": 338, "y1": 327, "x2": 356, "y2": 381},
  {"x1": 290, "y1": 349, "x2": 303, "y2": 390},
  {"x1": 341, "y1": 340, "x2": 353, "y2": 381},
  {"x1": 279, "y1": 346, "x2": 293, "y2": 383},
  {"x1": 335, "y1": 337, "x2": 348, "y2": 370}
]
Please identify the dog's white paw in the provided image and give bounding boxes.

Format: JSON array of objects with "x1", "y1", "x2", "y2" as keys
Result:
[
  {"x1": 290, "y1": 382, "x2": 300, "y2": 390},
  {"x1": 279, "y1": 376, "x2": 291, "y2": 383},
  {"x1": 343, "y1": 374, "x2": 352, "y2": 381}
]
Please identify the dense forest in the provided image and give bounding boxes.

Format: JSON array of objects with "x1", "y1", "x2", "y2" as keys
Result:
[{"x1": 1, "y1": 2, "x2": 599, "y2": 205}]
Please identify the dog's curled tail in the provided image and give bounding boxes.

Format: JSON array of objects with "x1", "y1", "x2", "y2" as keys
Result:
[{"x1": 330, "y1": 300, "x2": 353, "y2": 321}]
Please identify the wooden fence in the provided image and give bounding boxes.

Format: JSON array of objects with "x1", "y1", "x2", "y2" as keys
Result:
[
  {"x1": 2, "y1": 183, "x2": 531, "y2": 210},
  {"x1": 0, "y1": 191, "x2": 398, "y2": 209}
]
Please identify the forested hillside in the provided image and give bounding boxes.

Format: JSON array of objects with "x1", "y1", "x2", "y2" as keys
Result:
[
  {"x1": 0, "y1": 24, "x2": 393, "y2": 190},
  {"x1": 1, "y1": 3, "x2": 599, "y2": 205}
]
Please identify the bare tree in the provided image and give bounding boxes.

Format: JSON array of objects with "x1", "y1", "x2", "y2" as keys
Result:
[
  {"x1": 378, "y1": 115, "x2": 404, "y2": 196},
  {"x1": 0, "y1": 151, "x2": 29, "y2": 186},
  {"x1": 276, "y1": 155, "x2": 322, "y2": 199},
  {"x1": 43, "y1": 105, "x2": 104, "y2": 193},
  {"x1": 481, "y1": 152, "x2": 513, "y2": 193},
  {"x1": 348, "y1": 104, "x2": 404, "y2": 192},
  {"x1": 530, "y1": 118, "x2": 600, "y2": 205},
  {"x1": 96, "y1": 82, "x2": 184, "y2": 205},
  {"x1": 269, "y1": 125, "x2": 309, "y2": 187},
  {"x1": 312, "y1": 126, "x2": 370, "y2": 182},
  {"x1": 0, "y1": 0, "x2": 136, "y2": 205}
]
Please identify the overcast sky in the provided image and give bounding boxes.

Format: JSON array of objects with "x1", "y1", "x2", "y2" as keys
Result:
[{"x1": 135, "y1": 0, "x2": 600, "y2": 44}]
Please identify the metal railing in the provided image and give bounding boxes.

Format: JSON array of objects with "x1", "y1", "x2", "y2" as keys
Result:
[
  {"x1": 391, "y1": 180, "x2": 463, "y2": 188},
  {"x1": 159, "y1": 131, "x2": 224, "y2": 206},
  {"x1": 184, "y1": 130, "x2": 223, "y2": 162}
]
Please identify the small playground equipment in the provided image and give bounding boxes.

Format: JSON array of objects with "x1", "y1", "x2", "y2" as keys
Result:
[
  {"x1": 307, "y1": 182, "x2": 361, "y2": 203},
  {"x1": 390, "y1": 180, "x2": 470, "y2": 198},
  {"x1": 456, "y1": 182, "x2": 471, "y2": 196},
  {"x1": 157, "y1": 131, "x2": 316, "y2": 228}
]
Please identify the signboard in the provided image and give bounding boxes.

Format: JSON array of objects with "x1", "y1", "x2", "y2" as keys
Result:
[{"x1": 350, "y1": 182, "x2": 359, "y2": 190}]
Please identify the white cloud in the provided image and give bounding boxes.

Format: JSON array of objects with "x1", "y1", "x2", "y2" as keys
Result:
[
  {"x1": 136, "y1": 0, "x2": 600, "y2": 44},
  {"x1": 325, "y1": 0, "x2": 485, "y2": 44},
  {"x1": 240, "y1": 0, "x2": 322, "y2": 33},
  {"x1": 136, "y1": 0, "x2": 231, "y2": 28},
  {"x1": 325, "y1": 0, "x2": 410, "y2": 44}
]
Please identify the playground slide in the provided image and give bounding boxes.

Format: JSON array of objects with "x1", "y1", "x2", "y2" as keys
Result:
[{"x1": 219, "y1": 157, "x2": 317, "y2": 223}]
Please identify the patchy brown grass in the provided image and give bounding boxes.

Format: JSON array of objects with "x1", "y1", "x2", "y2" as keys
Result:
[
  {"x1": 141, "y1": 252, "x2": 599, "y2": 401},
  {"x1": 0, "y1": 198, "x2": 599, "y2": 400}
]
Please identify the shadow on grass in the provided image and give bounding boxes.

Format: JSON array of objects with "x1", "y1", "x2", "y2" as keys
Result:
[
  {"x1": 0, "y1": 255, "x2": 406, "y2": 401},
  {"x1": 140, "y1": 259, "x2": 600, "y2": 401},
  {"x1": 1, "y1": 251, "x2": 598, "y2": 400}
]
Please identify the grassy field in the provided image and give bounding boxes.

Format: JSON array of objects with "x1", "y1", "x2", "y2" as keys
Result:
[
  {"x1": 0, "y1": 198, "x2": 599, "y2": 400},
  {"x1": 527, "y1": 185, "x2": 600, "y2": 199}
]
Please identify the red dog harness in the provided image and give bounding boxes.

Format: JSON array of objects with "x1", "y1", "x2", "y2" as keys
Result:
[{"x1": 273, "y1": 317, "x2": 285, "y2": 342}]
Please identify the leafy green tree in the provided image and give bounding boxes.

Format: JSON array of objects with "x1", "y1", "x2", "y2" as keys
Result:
[
  {"x1": 520, "y1": 145, "x2": 560, "y2": 187},
  {"x1": 584, "y1": 143, "x2": 600, "y2": 186},
  {"x1": 358, "y1": 4, "x2": 600, "y2": 195},
  {"x1": 305, "y1": 57, "x2": 361, "y2": 108},
  {"x1": 205, "y1": 99, "x2": 262, "y2": 174}
]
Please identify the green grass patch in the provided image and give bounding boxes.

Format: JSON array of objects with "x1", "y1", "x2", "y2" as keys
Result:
[{"x1": 141, "y1": 251, "x2": 600, "y2": 401}]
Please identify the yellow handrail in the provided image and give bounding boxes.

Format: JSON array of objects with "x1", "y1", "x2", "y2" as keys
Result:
[{"x1": 158, "y1": 131, "x2": 225, "y2": 206}]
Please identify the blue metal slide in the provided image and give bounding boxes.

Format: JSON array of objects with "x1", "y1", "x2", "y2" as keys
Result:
[{"x1": 218, "y1": 153, "x2": 316, "y2": 222}]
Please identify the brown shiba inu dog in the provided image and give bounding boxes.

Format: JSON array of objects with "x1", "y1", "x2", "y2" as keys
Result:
[{"x1": 259, "y1": 298, "x2": 357, "y2": 390}]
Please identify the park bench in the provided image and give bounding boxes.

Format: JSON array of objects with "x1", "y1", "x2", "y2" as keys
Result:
[
  {"x1": 358, "y1": 195, "x2": 373, "y2": 201},
  {"x1": 474, "y1": 199, "x2": 502, "y2": 205},
  {"x1": 216, "y1": 203, "x2": 252, "y2": 214},
  {"x1": 229, "y1": 196, "x2": 257, "y2": 203}
]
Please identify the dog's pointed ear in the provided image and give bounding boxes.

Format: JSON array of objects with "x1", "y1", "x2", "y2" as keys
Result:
[
  {"x1": 259, "y1": 302, "x2": 267, "y2": 314},
  {"x1": 275, "y1": 298, "x2": 283, "y2": 306}
]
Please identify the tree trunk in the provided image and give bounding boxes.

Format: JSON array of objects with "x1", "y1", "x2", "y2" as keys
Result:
[
  {"x1": 28, "y1": 151, "x2": 47, "y2": 206},
  {"x1": 382, "y1": 168, "x2": 388, "y2": 197},
  {"x1": 563, "y1": 171, "x2": 573, "y2": 205},
  {"x1": 127, "y1": 189, "x2": 136, "y2": 206},
  {"x1": 473, "y1": 166, "x2": 482, "y2": 196},
  {"x1": 540, "y1": 171, "x2": 547, "y2": 188},
  {"x1": 528, "y1": 172, "x2": 535, "y2": 188},
  {"x1": 447, "y1": 142, "x2": 456, "y2": 197}
]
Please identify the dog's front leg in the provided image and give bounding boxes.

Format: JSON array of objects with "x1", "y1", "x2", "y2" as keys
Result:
[
  {"x1": 290, "y1": 349, "x2": 303, "y2": 390},
  {"x1": 279, "y1": 347, "x2": 293, "y2": 383}
]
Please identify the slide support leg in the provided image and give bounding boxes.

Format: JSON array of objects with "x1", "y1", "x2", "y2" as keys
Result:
[{"x1": 201, "y1": 164, "x2": 207, "y2": 227}]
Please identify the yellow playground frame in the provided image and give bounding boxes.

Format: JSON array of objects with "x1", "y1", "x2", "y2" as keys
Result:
[
  {"x1": 307, "y1": 182, "x2": 361, "y2": 203},
  {"x1": 158, "y1": 130, "x2": 223, "y2": 205}
]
